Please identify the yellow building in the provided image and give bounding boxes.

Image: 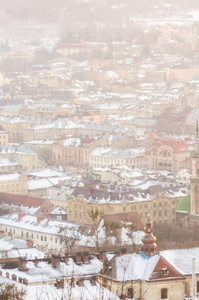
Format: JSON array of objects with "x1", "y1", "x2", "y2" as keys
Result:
[
  {"x1": 0, "y1": 145, "x2": 46, "y2": 171},
  {"x1": 0, "y1": 127, "x2": 8, "y2": 145},
  {"x1": 0, "y1": 173, "x2": 28, "y2": 195},
  {"x1": 0, "y1": 157, "x2": 22, "y2": 174},
  {"x1": 67, "y1": 182, "x2": 182, "y2": 226},
  {"x1": 167, "y1": 64, "x2": 190, "y2": 82},
  {"x1": 0, "y1": 118, "x2": 34, "y2": 143}
]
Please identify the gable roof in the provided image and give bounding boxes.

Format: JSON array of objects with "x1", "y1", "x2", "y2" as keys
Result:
[
  {"x1": 106, "y1": 253, "x2": 184, "y2": 282},
  {"x1": 161, "y1": 247, "x2": 199, "y2": 275}
]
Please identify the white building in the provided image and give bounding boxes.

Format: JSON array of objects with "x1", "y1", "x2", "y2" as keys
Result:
[{"x1": 89, "y1": 147, "x2": 145, "y2": 169}]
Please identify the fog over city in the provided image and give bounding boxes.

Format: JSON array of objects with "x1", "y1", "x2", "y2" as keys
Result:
[{"x1": 0, "y1": 1, "x2": 199, "y2": 299}]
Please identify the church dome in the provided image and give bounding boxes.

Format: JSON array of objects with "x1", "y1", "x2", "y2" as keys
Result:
[{"x1": 176, "y1": 195, "x2": 190, "y2": 213}]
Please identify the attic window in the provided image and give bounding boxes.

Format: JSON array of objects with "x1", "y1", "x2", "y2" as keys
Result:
[{"x1": 161, "y1": 268, "x2": 168, "y2": 275}]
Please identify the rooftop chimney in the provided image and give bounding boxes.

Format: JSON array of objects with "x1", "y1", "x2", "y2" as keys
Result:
[
  {"x1": 37, "y1": 216, "x2": 43, "y2": 224},
  {"x1": 82, "y1": 251, "x2": 89, "y2": 264},
  {"x1": 75, "y1": 252, "x2": 82, "y2": 265},
  {"x1": 18, "y1": 257, "x2": 27, "y2": 271},
  {"x1": 55, "y1": 279, "x2": 64, "y2": 289},
  {"x1": 12, "y1": 274, "x2": 17, "y2": 281},
  {"x1": 23, "y1": 278, "x2": 28, "y2": 285},
  {"x1": 51, "y1": 254, "x2": 60, "y2": 268},
  {"x1": 120, "y1": 248, "x2": 127, "y2": 255},
  {"x1": 64, "y1": 253, "x2": 69, "y2": 265},
  {"x1": 78, "y1": 278, "x2": 84, "y2": 287},
  {"x1": 90, "y1": 276, "x2": 97, "y2": 286},
  {"x1": 18, "y1": 277, "x2": 23, "y2": 283},
  {"x1": 18, "y1": 213, "x2": 25, "y2": 220}
]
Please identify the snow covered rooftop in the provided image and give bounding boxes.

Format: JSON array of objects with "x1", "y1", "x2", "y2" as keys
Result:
[
  {"x1": 0, "y1": 277, "x2": 119, "y2": 300},
  {"x1": 0, "y1": 214, "x2": 80, "y2": 236}
]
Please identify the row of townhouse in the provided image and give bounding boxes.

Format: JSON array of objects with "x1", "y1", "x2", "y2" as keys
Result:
[
  {"x1": 0, "y1": 213, "x2": 79, "y2": 254},
  {"x1": 52, "y1": 134, "x2": 189, "y2": 173}
]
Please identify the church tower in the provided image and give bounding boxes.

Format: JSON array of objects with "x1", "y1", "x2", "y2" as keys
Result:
[
  {"x1": 190, "y1": 120, "x2": 199, "y2": 215},
  {"x1": 141, "y1": 216, "x2": 157, "y2": 258}
]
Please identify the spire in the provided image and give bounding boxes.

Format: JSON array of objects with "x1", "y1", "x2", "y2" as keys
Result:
[{"x1": 141, "y1": 215, "x2": 157, "y2": 258}]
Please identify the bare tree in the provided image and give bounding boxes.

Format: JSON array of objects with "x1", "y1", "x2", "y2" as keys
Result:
[
  {"x1": 0, "y1": 283, "x2": 26, "y2": 300},
  {"x1": 60, "y1": 227, "x2": 80, "y2": 254}
]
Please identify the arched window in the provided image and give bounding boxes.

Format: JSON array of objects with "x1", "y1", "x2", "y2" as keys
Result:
[{"x1": 160, "y1": 150, "x2": 171, "y2": 157}]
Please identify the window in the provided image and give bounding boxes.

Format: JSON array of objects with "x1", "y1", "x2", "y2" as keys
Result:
[
  {"x1": 161, "y1": 288, "x2": 168, "y2": 299},
  {"x1": 197, "y1": 281, "x2": 199, "y2": 293},
  {"x1": 127, "y1": 288, "x2": 134, "y2": 299}
]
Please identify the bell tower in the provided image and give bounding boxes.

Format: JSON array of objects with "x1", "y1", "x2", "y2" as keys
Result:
[
  {"x1": 190, "y1": 120, "x2": 199, "y2": 215},
  {"x1": 141, "y1": 216, "x2": 157, "y2": 258}
]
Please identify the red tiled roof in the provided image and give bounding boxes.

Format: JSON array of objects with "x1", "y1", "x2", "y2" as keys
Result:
[
  {"x1": 0, "y1": 192, "x2": 45, "y2": 208},
  {"x1": 150, "y1": 256, "x2": 184, "y2": 280},
  {"x1": 150, "y1": 139, "x2": 188, "y2": 153}
]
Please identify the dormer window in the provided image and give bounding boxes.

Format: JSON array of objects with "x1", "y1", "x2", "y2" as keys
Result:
[{"x1": 161, "y1": 268, "x2": 168, "y2": 275}]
